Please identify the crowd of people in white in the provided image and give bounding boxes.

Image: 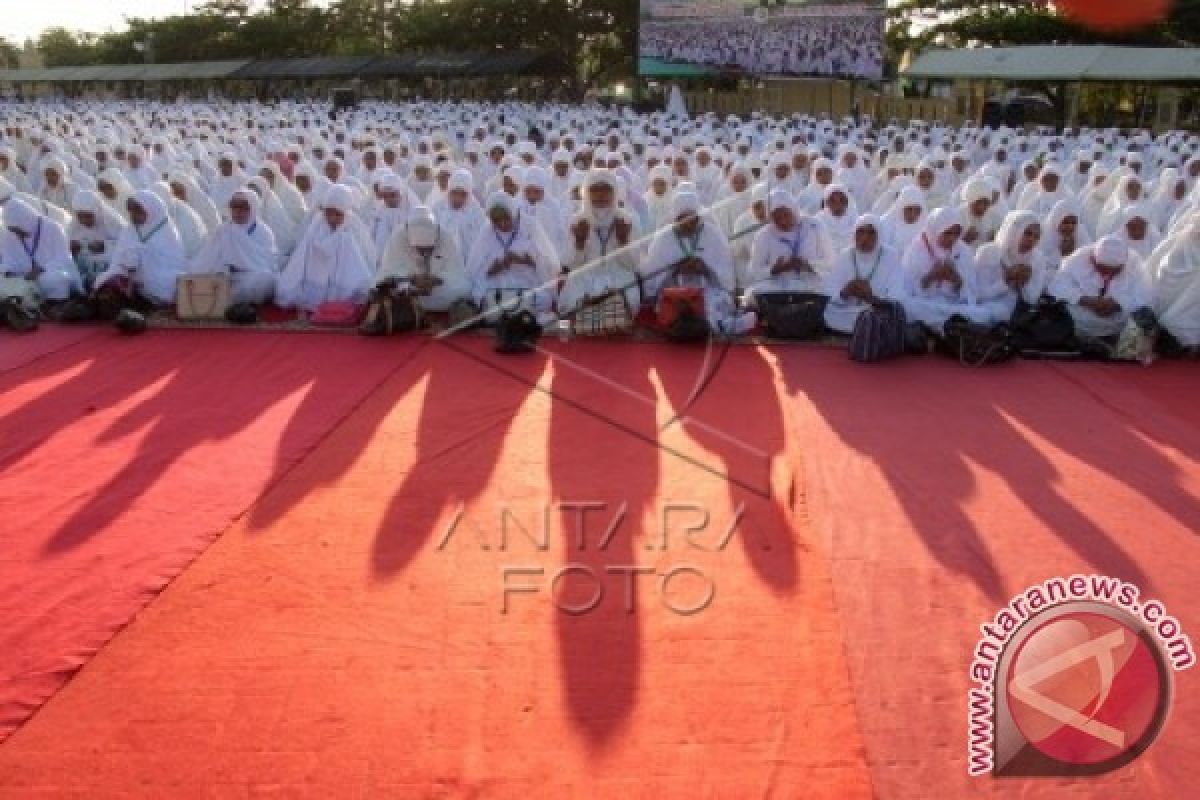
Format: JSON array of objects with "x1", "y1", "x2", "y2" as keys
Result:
[
  {"x1": 0, "y1": 99, "x2": 1199, "y2": 353},
  {"x1": 640, "y1": 14, "x2": 884, "y2": 78}
]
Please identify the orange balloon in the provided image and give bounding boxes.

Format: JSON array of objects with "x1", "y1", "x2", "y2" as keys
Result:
[{"x1": 1054, "y1": 0, "x2": 1173, "y2": 31}]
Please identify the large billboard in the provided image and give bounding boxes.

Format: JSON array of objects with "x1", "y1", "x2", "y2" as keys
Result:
[{"x1": 639, "y1": 1, "x2": 885, "y2": 80}]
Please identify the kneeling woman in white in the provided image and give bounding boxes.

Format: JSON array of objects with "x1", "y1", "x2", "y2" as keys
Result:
[
  {"x1": 1049, "y1": 236, "x2": 1152, "y2": 339},
  {"x1": 378, "y1": 206, "x2": 470, "y2": 312},
  {"x1": 95, "y1": 190, "x2": 186, "y2": 306},
  {"x1": 276, "y1": 185, "x2": 375, "y2": 312},
  {"x1": 0, "y1": 196, "x2": 81, "y2": 300},
  {"x1": 188, "y1": 189, "x2": 278, "y2": 306},
  {"x1": 974, "y1": 211, "x2": 1056, "y2": 322},
  {"x1": 822, "y1": 214, "x2": 902, "y2": 334},
  {"x1": 899, "y1": 208, "x2": 991, "y2": 331},
  {"x1": 1148, "y1": 219, "x2": 1200, "y2": 348},
  {"x1": 68, "y1": 190, "x2": 124, "y2": 291},
  {"x1": 745, "y1": 189, "x2": 834, "y2": 305},
  {"x1": 466, "y1": 192, "x2": 559, "y2": 319},
  {"x1": 641, "y1": 191, "x2": 756, "y2": 335}
]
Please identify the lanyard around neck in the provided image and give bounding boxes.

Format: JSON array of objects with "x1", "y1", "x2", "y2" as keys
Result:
[
  {"x1": 675, "y1": 224, "x2": 703, "y2": 258},
  {"x1": 21, "y1": 219, "x2": 42, "y2": 262},
  {"x1": 494, "y1": 214, "x2": 520, "y2": 253},
  {"x1": 853, "y1": 248, "x2": 882, "y2": 283},
  {"x1": 138, "y1": 218, "x2": 167, "y2": 244},
  {"x1": 595, "y1": 222, "x2": 614, "y2": 256}
]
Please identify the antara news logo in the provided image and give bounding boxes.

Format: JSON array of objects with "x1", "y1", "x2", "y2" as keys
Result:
[{"x1": 967, "y1": 574, "x2": 1194, "y2": 778}]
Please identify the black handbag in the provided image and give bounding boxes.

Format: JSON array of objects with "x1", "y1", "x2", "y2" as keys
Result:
[
  {"x1": 758, "y1": 292, "x2": 828, "y2": 340},
  {"x1": 359, "y1": 280, "x2": 421, "y2": 337},
  {"x1": 1010, "y1": 296, "x2": 1076, "y2": 354},
  {"x1": 492, "y1": 289, "x2": 542, "y2": 353},
  {"x1": 940, "y1": 315, "x2": 1015, "y2": 367}
]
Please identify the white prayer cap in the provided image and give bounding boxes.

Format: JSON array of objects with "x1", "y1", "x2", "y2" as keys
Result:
[
  {"x1": 322, "y1": 184, "x2": 355, "y2": 214},
  {"x1": 448, "y1": 168, "x2": 473, "y2": 193},
  {"x1": 855, "y1": 213, "x2": 883, "y2": 238},
  {"x1": 486, "y1": 190, "x2": 516, "y2": 218},
  {"x1": 671, "y1": 190, "x2": 701, "y2": 219},
  {"x1": 583, "y1": 168, "x2": 617, "y2": 193},
  {"x1": 71, "y1": 189, "x2": 104, "y2": 215},
  {"x1": 1094, "y1": 236, "x2": 1129, "y2": 268},
  {"x1": 768, "y1": 188, "x2": 795, "y2": 214},
  {"x1": 407, "y1": 206, "x2": 439, "y2": 248}
]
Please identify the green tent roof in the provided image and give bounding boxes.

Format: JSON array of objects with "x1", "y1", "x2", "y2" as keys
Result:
[
  {"x1": 639, "y1": 58, "x2": 716, "y2": 78},
  {"x1": 906, "y1": 46, "x2": 1200, "y2": 83}
]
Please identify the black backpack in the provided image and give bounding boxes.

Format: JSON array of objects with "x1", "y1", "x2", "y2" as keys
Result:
[{"x1": 849, "y1": 301, "x2": 908, "y2": 363}]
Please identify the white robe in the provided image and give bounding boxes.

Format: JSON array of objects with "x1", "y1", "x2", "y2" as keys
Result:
[
  {"x1": 822, "y1": 243, "x2": 902, "y2": 334},
  {"x1": 1150, "y1": 224, "x2": 1200, "y2": 347},
  {"x1": 558, "y1": 211, "x2": 643, "y2": 315},
  {"x1": 378, "y1": 226, "x2": 471, "y2": 312},
  {"x1": 465, "y1": 217, "x2": 558, "y2": 316},
  {"x1": 0, "y1": 202, "x2": 80, "y2": 300},
  {"x1": 641, "y1": 217, "x2": 742, "y2": 330},
  {"x1": 276, "y1": 217, "x2": 375, "y2": 311},
  {"x1": 1048, "y1": 248, "x2": 1153, "y2": 338},
  {"x1": 97, "y1": 196, "x2": 187, "y2": 305},
  {"x1": 188, "y1": 218, "x2": 278, "y2": 305},
  {"x1": 745, "y1": 217, "x2": 835, "y2": 302}
]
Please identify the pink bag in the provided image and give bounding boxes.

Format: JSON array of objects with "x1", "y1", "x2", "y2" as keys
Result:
[{"x1": 310, "y1": 301, "x2": 365, "y2": 328}]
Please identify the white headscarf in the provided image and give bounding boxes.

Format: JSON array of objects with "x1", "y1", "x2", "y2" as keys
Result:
[
  {"x1": 276, "y1": 184, "x2": 375, "y2": 311},
  {"x1": 0, "y1": 195, "x2": 78, "y2": 280},
  {"x1": 432, "y1": 168, "x2": 487, "y2": 258},
  {"x1": 105, "y1": 189, "x2": 187, "y2": 304},
  {"x1": 1040, "y1": 197, "x2": 1094, "y2": 265},
  {"x1": 68, "y1": 189, "x2": 125, "y2": 246},
  {"x1": 900, "y1": 207, "x2": 977, "y2": 303},
  {"x1": 642, "y1": 189, "x2": 736, "y2": 295},
  {"x1": 189, "y1": 188, "x2": 278, "y2": 277},
  {"x1": 976, "y1": 210, "x2": 1054, "y2": 306},
  {"x1": 1148, "y1": 220, "x2": 1200, "y2": 346},
  {"x1": 880, "y1": 186, "x2": 927, "y2": 254}
]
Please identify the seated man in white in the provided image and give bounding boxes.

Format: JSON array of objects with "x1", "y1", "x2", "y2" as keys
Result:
[
  {"x1": 823, "y1": 214, "x2": 902, "y2": 334},
  {"x1": 188, "y1": 188, "x2": 278, "y2": 306},
  {"x1": 1049, "y1": 235, "x2": 1152, "y2": 339},
  {"x1": 974, "y1": 210, "x2": 1056, "y2": 323},
  {"x1": 378, "y1": 205, "x2": 470, "y2": 312},
  {"x1": 899, "y1": 208, "x2": 992, "y2": 331},
  {"x1": 745, "y1": 189, "x2": 833, "y2": 306},
  {"x1": 276, "y1": 185, "x2": 375, "y2": 312},
  {"x1": 0, "y1": 195, "x2": 81, "y2": 302},
  {"x1": 558, "y1": 169, "x2": 642, "y2": 318}
]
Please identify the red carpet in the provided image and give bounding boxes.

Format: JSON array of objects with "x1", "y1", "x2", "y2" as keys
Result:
[
  {"x1": 0, "y1": 335, "x2": 1196, "y2": 798},
  {"x1": 0, "y1": 327, "x2": 101, "y2": 376},
  {"x1": 0, "y1": 330, "x2": 423, "y2": 741},
  {"x1": 776, "y1": 351, "x2": 1199, "y2": 798}
]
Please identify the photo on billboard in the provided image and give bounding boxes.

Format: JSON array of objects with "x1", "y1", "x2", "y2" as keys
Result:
[{"x1": 639, "y1": 1, "x2": 886, "y2": 80}]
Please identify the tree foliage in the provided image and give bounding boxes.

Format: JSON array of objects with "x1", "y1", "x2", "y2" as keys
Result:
[
  {"x1": 0, "y1": 38, "x2": 20, "y2": 70},
  {"x1": 22, "y1": 0, "x2": 633, "y2": 86},
  {"x1": 889, "y1": 0, "x2": 1200, "y2": 54}
]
